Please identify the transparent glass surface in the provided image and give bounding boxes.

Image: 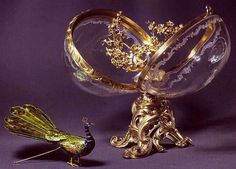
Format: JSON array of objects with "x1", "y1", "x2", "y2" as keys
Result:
[
  {"x1": 140, "y1": 15, "x2": 231, "y2": 98},
  {"x1": 64, "y1": 17, "x2": 142, "y2": 96}
]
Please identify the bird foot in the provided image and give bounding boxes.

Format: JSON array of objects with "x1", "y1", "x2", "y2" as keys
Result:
[
  {"x1": 67, "y1": 161, "x2": 81, "y2": 167},
  {"x1": 67, "y1": 157, "x2": 80, "y2": 167}
]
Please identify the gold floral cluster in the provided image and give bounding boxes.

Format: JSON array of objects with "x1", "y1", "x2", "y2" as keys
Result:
[{"x1": 102, "y1": 11, "x2": 183, "y2": 72}]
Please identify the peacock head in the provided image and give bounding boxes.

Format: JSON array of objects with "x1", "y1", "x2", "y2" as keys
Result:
[{"x1": 82, "y1": 117, "x2": 95, "y2": 128}]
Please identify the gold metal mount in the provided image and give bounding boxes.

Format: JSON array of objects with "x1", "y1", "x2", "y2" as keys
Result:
[{"x1": 110, "y1": 93, "x2": 192, "y2": 158}]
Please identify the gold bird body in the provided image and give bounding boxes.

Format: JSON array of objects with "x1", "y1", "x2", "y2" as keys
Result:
[{"x1": 4, "y1": 104, "x2": 95, "y2": 167}]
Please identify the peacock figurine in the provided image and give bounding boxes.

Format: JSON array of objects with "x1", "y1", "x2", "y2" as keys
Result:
[{"x1": 4, "y1": 104, "x2": 95, "y2": 167}]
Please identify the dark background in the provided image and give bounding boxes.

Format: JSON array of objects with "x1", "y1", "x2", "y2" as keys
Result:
[{"x1": 0, "y1": 0, "x2": 236, "y2": 169}]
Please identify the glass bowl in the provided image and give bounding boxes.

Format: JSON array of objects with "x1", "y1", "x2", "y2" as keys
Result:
[
  {"x1": 64, "y1": 9, "x2": 150, "y2": 96},
  {"x1": 138, "y1": 10, "x2": 231, "y2": 98}
]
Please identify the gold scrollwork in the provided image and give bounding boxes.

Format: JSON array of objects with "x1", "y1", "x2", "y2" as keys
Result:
[{"x1": 111, "y1": 93, "x2": 192, "y2": 158}]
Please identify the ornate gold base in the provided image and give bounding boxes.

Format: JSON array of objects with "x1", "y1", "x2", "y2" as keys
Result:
[{"x1": 110, "y1": 93, "x2": 192, "y2": 158}]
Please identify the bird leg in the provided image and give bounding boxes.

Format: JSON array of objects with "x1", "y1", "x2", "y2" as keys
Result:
[{"x1": 67, "y1": 156, "x2": 80, "y2": 167}]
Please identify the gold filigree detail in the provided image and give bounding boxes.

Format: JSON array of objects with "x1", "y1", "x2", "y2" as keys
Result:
[
  {"x1": 110, "y1": 93, "x2": 191, "y2": 158},
  {"x1": 103, "y1": 12, "x2": 183, "y2": 72}
]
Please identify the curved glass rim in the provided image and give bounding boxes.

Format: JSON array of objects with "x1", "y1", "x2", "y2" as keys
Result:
[{"x1": 65, "y1": 9, "x2": 151, "y2": 92}]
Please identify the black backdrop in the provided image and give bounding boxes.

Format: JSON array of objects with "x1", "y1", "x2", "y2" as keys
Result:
[{"x1": 0, "y1": 0, "x2": 236, "y2": 169}]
